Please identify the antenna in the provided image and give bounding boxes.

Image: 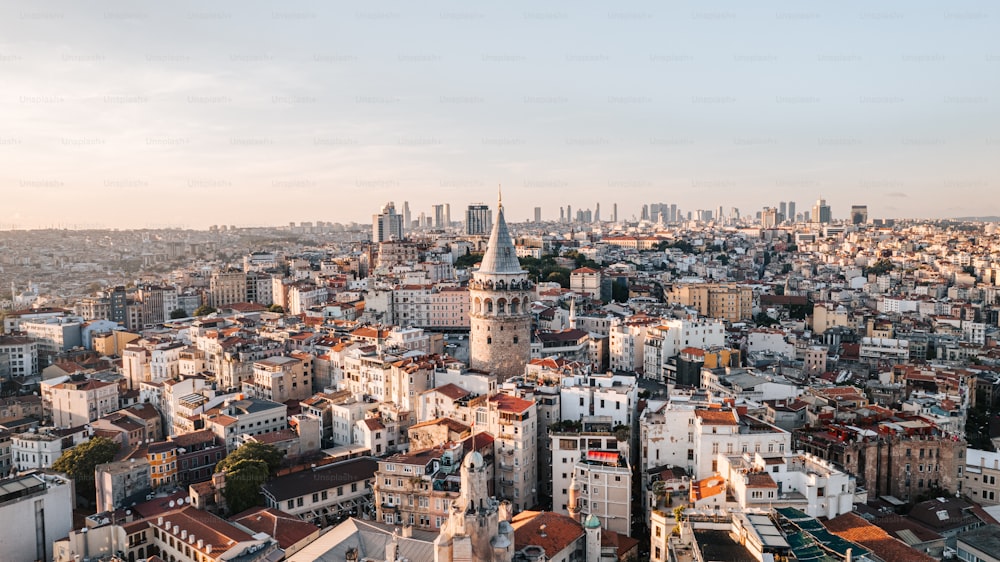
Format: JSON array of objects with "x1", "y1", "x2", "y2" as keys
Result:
[{"x1": 498, "y1": 184, "x2": 503, "y2": 210}]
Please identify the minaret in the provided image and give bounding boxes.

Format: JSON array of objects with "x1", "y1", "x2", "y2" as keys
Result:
[
  {"x1": 569, "y1": 298, "x2": 577, "y2": 330},
  {"x1": 567, "y1": 471, "x2": 582, "y2": 522},
  {"x1": 469, "y1": 187, "x2": 532, "y2": 380},
  {"x1": 584, "y1": 514, "x2": 602, "y2": 562}
]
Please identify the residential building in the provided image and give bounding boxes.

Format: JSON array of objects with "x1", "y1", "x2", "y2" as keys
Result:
[
  {"x1": 54, "y1": 505, "x2": 278, "y2": 562},
  {"x1": 488, "y1": 393, "x2": 538, "y2": 512},
  {"x1": 0, "y1": 335, "x2": 39, "y2": 377},
  {"x1": 203, "y1": 397, "x2": 288, "y2": 452},
  {"x1": 12, "y1": 425, "x2": 91, "y2": 471},
  {"x1": 0, "y1": 471, "x2": 74, "y2": 562},
  {"x1": 262, "y1": 456, "x2": 378, "y2": 524},
  {"x1": 95, "y1": 457, "x2": 153, "y2": 513},
  {"x1": 49, "y1": 377, "x2": 120, "y2": 427},
  {"x1": 244, "y1": 355, "x2": 312, "y2": 403}
]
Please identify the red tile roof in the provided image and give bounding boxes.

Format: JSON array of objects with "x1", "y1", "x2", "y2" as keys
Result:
[
  {"x1": 825, "y1": 513, "x2": 936, "y2": 562},
  {"x1": 230, "y1": 506, "x2": 319, "y2": 550},
  {"x1": 695, "y1": 409, "x2": 738, "y2": 425},
  {"x1": 511, "y1": 511, "x2": 584, "y2": 559},
  {"x1": 489, "y1": 393, "x2": 534, "y2": 413}
]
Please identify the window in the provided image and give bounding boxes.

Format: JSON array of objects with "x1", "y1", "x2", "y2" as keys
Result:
[
  {"x1": 287, "y1": 500, "x2": 294, "y2": 509},
  {"x1": 321, "y1": 491, "x2": 328, "y2": 500},
  {"x1": 312, "y1": 493, "x2": 319, "y2": 503},
  {"x1": 297, "y1": 497, "x2": 304, "y2": 507}
]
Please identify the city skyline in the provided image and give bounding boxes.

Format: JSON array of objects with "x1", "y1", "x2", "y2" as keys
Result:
[{"x1": 2, "y1": 1, "x2": 997, "y2": 228}]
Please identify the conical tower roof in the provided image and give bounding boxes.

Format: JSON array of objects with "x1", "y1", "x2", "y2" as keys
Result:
[{"x1": 478, "y1": 190, "x2": 523, "y2": 275}]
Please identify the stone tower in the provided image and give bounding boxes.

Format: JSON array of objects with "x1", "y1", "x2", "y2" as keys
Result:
[
  {"x1": 469, "y1": 190, "x2": 532, "y2": 380},
  {"x1": 434, "y1": 451, "x2": 514, "y2": 562}
]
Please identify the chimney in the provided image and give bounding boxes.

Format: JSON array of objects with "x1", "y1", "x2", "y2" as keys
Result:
[{"x1": 401, "y1": 524, "x2": 413, "y2": 538}]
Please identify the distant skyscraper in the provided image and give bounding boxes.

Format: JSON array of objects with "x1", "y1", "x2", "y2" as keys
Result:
[
  {"x1": 567, "y1": 205, "x2": 572, "y2": 223},
  {"x1": 594, "y1": 203, "x2": 600, "y2": 222},
  {"x1": 533, "y1": 206, "x2": 542, "y2": 223},
  {"x1": 717, "y1": 206, "x2": 724, "y2": 224},
  {"x1": 762, "y1": 207, "x2": 779, "y2": 228},
  {"x1": 612, "y1": 203, "x2": 618, "y2": 223},
  {"x1": 779, "y1": 201, "x2": 787, "y2": 222},
  {"x1": 402, "y1": 201, "x2": 411, "y2": 231},
  {"x1": 466, "y1": 204, "x2": 492, "y2": 235},
  {"x1": 670, "y1": 204, "x2": 677, "y2": 222},
  {"x1": 787, "y1": 201, "x2": 796, "y2": 224},
  {"x1": 110, "y1": 286, "x2": 127, "y2": 326},
  {"x1": 445, "y1": 203, "x2": 451, "y2": 227},
  {"x1": 812, "y1": 198, "x2": 832, "y2": 224},
  {"x1": 850, "y1": 205, "x2": 868, "y2": 225},
  {"x1": 560, "y1": 207, "x2": 565, "y2": 223},
  {"x1": 641, "y1": 204, "x2": 649, "y2": 221},
  {"x1": 373, "y1": 202, "x2": 404, "y2": 241}
]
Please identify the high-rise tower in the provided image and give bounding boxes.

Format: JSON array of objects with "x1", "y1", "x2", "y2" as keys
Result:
[{"x1": 469, "y1": 191, "x2": 532, "y2": 380}]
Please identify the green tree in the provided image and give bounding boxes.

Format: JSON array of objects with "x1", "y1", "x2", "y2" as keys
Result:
[
  {"x1": 52, "y1": 437, "x2": 120, "y2": 504},
  {"x1": 223, "y1": 458, "x2": 270, "y2": 514},
  {"x1": 268, "y1": 304, "x2": 285, "y2": 313},
  {"x1": 169, "y1": 308, "x2": 188, "y2": 319},
  {"x1": 216, "y1": 441, "x2": 284, "y2": 474},
  {"x1": 865, "y1": 258, "x2": 893, "y2": 276},
  {"x1": 454, "y1": 252, "x2": 483, "y2": 269},
  {"x1": 193, "y1": 305, "x2": 217, "y2": 316},
  {"x1": 216, "y1": 442, "x2": 284, "y2": 514}
]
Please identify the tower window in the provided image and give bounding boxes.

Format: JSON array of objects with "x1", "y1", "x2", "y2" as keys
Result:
[{"x1": 487, "y1": 337, "x2": 492, "y2": 345}]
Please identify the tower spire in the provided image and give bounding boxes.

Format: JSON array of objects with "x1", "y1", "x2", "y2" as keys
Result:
[{"x1": 498, "y1": 184, "x2": 503, "y2": 210}]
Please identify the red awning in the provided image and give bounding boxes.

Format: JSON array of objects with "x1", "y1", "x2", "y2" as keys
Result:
[{"x1": 587, "y1": 450, "x2": 619, "y2": 463}]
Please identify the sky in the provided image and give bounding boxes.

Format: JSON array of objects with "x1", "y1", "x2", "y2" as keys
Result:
[{"x1": 1, "y1": 1, "x2": 998, "y2": 229}]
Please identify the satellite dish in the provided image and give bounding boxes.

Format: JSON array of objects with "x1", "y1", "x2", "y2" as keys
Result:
[{"x1": 169, "y1": 500, "x2": 175, "y2": 507}]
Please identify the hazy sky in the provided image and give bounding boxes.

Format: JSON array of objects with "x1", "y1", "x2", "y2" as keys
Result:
[{"x1": 1, "y1": 1, "x2": 997, "y2": 229}]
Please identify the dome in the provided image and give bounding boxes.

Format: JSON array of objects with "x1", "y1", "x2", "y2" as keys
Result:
[
  {"x1": 463, "y1": 451, "x2": 484, "y2": 470},
  {"x1": 584, "y1": 514, "x2": 601, "y2": 529}
]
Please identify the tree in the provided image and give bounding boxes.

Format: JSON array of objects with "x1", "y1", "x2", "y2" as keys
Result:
[
  {"x1": 223, "y1": 458, "x2": 270, "y2": 514},
  {"x1": 169, "y1": 308, "x2": 188, "y2": 319},
  {"x1": 52, "y1": 437, "x2": 120, "y2": 504},
  {"x1": 193, "y1": 305, "x2": 217, "y2": 317},
  {"x1": 216, "y1": 441, "x2": 284, "y2": 514},
  {"x1": 216, "y1": 441, "x2": 284, "y2": 474},
  {"x1": 454, "y1": 252, "x2": 483, "y2": 269},
  {"x1": 268, "y1": 304, "x2": 285, "y2": 313}
]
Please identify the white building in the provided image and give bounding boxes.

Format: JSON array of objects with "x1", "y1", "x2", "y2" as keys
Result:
[
  {"x1": 553, "y1": 420, "x2": 632, "y2": 536},
  {"x1": 559, "y1": 372, "x2": 637, "y2": 427},
  {"x1": 13, "y1": 426, "x2": 92, "y2": 471},
  {"x1": 0, "y1": 471, "x2": 74, "y2": 562},
  {"x1": 50, "y1": 378, "x2": 120, "y2": 428},
  {"x1": 0, "y1": 335, "x2": 39, "y2": 377}
]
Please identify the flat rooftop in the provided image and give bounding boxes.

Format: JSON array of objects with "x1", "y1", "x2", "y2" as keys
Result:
[{"x1": 694, "y1": 530, "x2": 757, "y2": 562}]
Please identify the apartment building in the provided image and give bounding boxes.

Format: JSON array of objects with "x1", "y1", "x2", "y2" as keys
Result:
[
  {"x1": 553, "y1": 420, "x2": 632, "y2": 536},
  {"x1": 209, "y1": 270, "x2": 247, "y2": 307},
  {"x1": 0, "y1": 335, "x2": 39, "y2": 377},
  {"x1": 1, "y1": 471, "x2": 74, "y2": 562},
  {"x1": 12, "y1": 425, "x2": 92, "y2": 471},
  {"x1": 244, "y1": 355, "x2": 312, "y2": 403},
  {"x1": 202, "y1": 398, "x2": 288, "y2": 452},
  {"x1": 373, "y1": 437, "x2": 493, "y2": 531},
  {"x1": 262, "y1": 456, "x2": 378, "y2": 523},
  {"x1": 965, "y1": 449, "x2": 1000, "y2": 505},
  {"x1": 50, "y1": 378, "x2": 120, "y2": 427},
  {"x1": 668, "y1": 282, "x2": 753, "y2": 323},
  {"x1": 487, "y1": 393, "x2": 538, "y2": 512}
]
